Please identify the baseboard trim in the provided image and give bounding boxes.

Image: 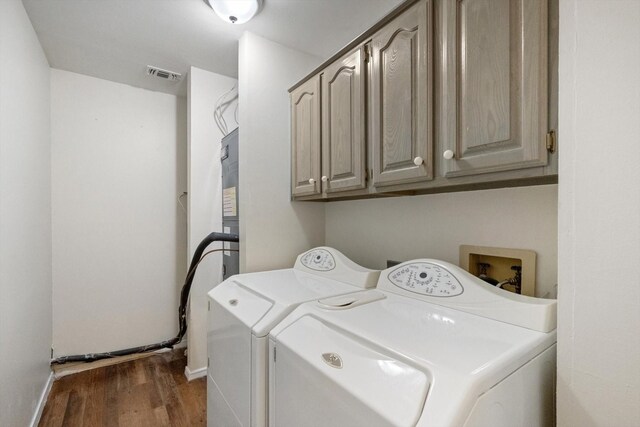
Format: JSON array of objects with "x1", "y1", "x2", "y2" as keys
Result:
[
  {"x1": 30, "y1": 371, "x2": 54, "y2": 427},
  {"x1": 184, "y1": 365, "x2": 207, "y2": 381},
  {"x1": 52, "y1": 347, "x2": 179, "y2": 379}
]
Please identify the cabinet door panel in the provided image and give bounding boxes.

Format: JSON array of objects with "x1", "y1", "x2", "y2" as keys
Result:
[
  {"x1": 291, "y1": 76, "x2": 321, "y2": 197},
  {"x1": 382, "y1": 31, "x2": 415, "y2": 166},
  {"x1": 461, "y1": 0, "x2": 512, "y2": 150},
  {"x1": 371, "y1": 0, "x2": 433, "y2": 187},
  {"x1": 441, "y1": 0, "x2": 548, "y2": 177},
  {"x1": 322, "y1": 47, "x2": 366, "y2": 193}
]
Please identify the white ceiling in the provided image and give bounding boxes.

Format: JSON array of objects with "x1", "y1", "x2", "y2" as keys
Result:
[{"x1": 22, "y1": 0, "x2": 403, "y2": 96}]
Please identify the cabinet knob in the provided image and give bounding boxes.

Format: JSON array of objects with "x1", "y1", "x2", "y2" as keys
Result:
[
  {"x1": 321, "y1": 176, "x2": 328, "y2": 182},
  {"x1": 413, "y1": 156, "x2": 423, "y2": 166},
  {"x1": 443, "y1": 150, "x2": 455, "y2": 160},
  {"x1": 308, "y1": 178, "x2": 316, "y2": 185}
]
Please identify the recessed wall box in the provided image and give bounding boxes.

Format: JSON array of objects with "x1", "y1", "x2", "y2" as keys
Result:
[{"x1": 459, "y1": 245, "x2": 537, "y2": 297}]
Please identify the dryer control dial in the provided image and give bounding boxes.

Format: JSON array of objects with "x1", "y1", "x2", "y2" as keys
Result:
[
  {"x1": 388, "y1": 262, "x2": 463, "y2": 297},
  {"x1": 300, "y1": 249, "x2": 336, "y2": 271}
]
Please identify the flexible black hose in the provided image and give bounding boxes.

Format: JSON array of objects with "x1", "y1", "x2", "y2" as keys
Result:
[
  {"x1": 176, "y1": 232, "x2": 239, "y2": 343},
  {"x1": 51, "y1": 232, "x2": 239, "y2": 365}
]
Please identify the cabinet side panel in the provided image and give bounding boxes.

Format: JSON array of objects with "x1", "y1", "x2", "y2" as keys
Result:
[{"x1": 521, "y1": 0, "x2": 549, "y2": 162}]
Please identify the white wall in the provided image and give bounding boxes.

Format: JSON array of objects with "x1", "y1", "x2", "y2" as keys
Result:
[
  {"x1": 0, "y1": 1, "x2": 52, "y2": 425},
  {"x1": 186, "y1": 67, "x2": 237, "y2": 373},
  {"x1": 326, "y1": 185, "x2": 558, "y2": 297},
  {"x1": 51, "y1": 70, "x2": 187, "y2": 356},
  {"x1": 238, "y1": 32, "x2": 325, "y2": 273},
  {"x1": 557, "y1": 1, "x2": 640, "y2": 425}
]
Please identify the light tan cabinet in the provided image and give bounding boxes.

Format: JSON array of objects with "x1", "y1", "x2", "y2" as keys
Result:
[
  {"x1": 370, "y1": 0, "x2": 433, "y2": 187},
  {"x1": 290, "y1": 75, "x2": 321, "y2": 197},
  {"x1": 289, "y1": 0, "x2": 556, "y2": 201},
  {"x1": 438, "y1": 0, "x2": 549, "y2": 177},
  {"x1": 321, "y1": 46, "x2": 367, "y2": 193}
]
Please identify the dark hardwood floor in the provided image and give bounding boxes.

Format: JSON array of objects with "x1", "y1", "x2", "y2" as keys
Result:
[{"x1": 39, "y1": 350, "x2": 206, "y2": 427}]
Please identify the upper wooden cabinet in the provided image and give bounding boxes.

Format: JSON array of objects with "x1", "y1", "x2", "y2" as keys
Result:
[
  {"x1": 321, "y1": 46, "x2": 367, "y2": 193},
  {"x1": 289, "y1": 0, "x2": 556, "y2": 200},
  {"x1": 290, "y1": 75, "x2": 321, "y2": 197},
  {"x1": 370, "y1": 0, "x2": 433, "y2": 187},
  {"x1": 439, "y1": 0, "x2": 549, "y2": 177}
]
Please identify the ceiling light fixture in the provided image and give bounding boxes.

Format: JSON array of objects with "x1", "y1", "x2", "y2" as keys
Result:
[{"x1": 205, "y1": 0, "x2": 263, "y2": 25}]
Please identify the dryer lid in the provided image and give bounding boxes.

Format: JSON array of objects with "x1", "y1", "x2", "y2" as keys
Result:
[
  {"x1": 209, "y1": 279, "x2": 274, "y2": 330},
  {"x1": 209, "y1": 269, "x2": 375, "y2": 337}
]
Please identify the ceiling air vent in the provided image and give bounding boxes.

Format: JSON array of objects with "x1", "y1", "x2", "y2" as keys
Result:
[{"x1": 146, "y1": 66, "x2": 182, "y2": 82}]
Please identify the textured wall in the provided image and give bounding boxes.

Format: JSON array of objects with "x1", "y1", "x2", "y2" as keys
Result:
[
  {"x1": 0, "y1": 1, "x2": 52, "y2": 425},
  {"x1": 51, "y1": 70, "x2": 187, "y2": 356},
  {"x1": 557, "y1": 1, "x2": 640, "y2": 425}
]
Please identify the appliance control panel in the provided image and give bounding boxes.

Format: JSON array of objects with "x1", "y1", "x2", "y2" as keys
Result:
[
  {"x1": 300, "y1": 248, "x2": 336, "y2": 271},
  {"x1": 294, "y1": 247, "x2": 380, "y2": 289},
  {"x1": 377, "y1": 258, "x2": 558, "y2": 332},
  {"x1": 388, "y1": 262, "x2": 463, "y2": 297}
]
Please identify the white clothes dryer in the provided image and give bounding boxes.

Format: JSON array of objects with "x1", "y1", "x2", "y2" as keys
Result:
[
  {"x1": 206, "y1": 247, "x2": 379, "y2": 427},
  {"x1": 268, "y1": 259, "x2": 557, "y2": 427}
]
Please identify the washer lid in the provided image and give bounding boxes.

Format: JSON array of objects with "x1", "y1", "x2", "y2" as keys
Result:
[
  {"x1": 271, "y1": 290, "x2": 556, "y2": 381},
  {"x1": 272, "y1": 315, "x2": 429, "y2": 427},
  {"x1": 317, "y1": 290, "x2": 386, "y2": 310}
]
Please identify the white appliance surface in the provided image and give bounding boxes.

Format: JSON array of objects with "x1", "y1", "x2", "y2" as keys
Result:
[
  {"x1": 269, "y1": 259, "x2": 557, "y2": 427},
  {"x1": 207, "y1": 247, "x2": 380, "y2": 427}
]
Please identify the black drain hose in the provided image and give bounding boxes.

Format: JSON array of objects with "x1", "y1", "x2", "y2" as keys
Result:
[{"x1": 51, "y1": 232, "x2": 239, "y2": 365}]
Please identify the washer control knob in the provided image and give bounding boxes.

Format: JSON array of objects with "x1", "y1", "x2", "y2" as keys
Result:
[
  {"x1": 308, "y1": 178, "x2": 316, "y2": 185},
  {"x1": 321, "y1": 176, "x2": 328, "y2": 182},
  {"x1": 413, "y1": 156, "x2": 423, "y2": 166},
  {"x1": 443, "y1": 150, "x2": 455, "y2": 160}
]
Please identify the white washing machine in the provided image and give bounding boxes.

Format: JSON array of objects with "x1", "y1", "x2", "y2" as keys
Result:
[
  {"x1": 206, "y1": 247, "x2": 380, "y2": 427},
  {"x1": 268, "y1": 259, "x2": 557, "y2": 427}
]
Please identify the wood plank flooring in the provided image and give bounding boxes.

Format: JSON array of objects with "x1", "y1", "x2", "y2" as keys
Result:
[{"x1": 39, "y1": 350, "x2": 206, "y2": 427}]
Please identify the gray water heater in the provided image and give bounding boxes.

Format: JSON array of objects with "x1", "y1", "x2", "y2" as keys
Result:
[{"x1": 221, "y1": 128, "x2": 239, "y2": 280}]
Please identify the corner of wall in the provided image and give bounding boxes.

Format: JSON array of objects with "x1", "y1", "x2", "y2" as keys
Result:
[
  {"x1": 0, "y1": 1, "x2": 53, "y2": 425},
  {"x1": 238, "y1": 32, "x2": 325, "y2": 273},
  {"x1": 186, "y1": 66, "x2": 237, "y2": 372}
]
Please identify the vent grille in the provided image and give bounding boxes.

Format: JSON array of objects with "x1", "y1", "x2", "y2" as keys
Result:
[{"x1": 146, "y1": 66, "x2": 182, "y2": 82}]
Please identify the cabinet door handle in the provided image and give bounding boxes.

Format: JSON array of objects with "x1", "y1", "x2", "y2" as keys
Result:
[
  {"x1": 443, "y1": 150, "x2": 455, "y2": 160},
  {"x1": 321, "y1": 176, "x2": 328, "y2": 182},
  {"x1": 308, "y1": 178, "x2": 316, "y2": 185},
  {"x1": 413, "y1": 156, "x2": 423, "y2": 166}
]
